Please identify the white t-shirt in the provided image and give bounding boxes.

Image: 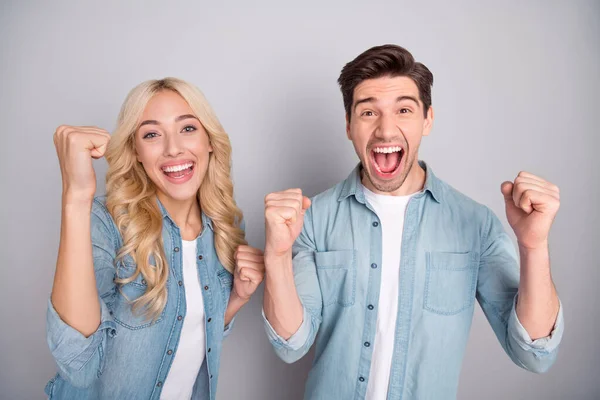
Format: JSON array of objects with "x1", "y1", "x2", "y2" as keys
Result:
[
  {"x1": 161, "y1": 239, "x2": 206, "y2": 400},
  {"x1": 363, "y1": 186, "x2": 413, "y2": 400}
]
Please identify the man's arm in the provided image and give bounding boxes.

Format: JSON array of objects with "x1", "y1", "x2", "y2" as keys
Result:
[{"x1": 262, "y1": 189, "x2": 322, "y2": 363}]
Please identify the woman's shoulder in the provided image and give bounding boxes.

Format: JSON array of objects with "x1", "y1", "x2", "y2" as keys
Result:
[
  {"x1": 91, "y1": 195, "x2": 121, "y2": 241},
  {"x1": 92, "y1": 195, "x2": 111, "y2": 219}
]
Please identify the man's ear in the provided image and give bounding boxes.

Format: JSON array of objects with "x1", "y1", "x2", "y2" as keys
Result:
[
  {"x1": 346, "y1": 113, "x2": 352, "y2": 140},
  {"x1": 422, "y1": 106, "x2": 434, "y2": 137}
]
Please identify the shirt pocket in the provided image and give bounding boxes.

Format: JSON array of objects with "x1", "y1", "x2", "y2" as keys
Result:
[
  {"x1": 108, "y1": 259, "x2": 166, "y2": 330},
  {"x1": 315, "y1": 250, "x2": 356, "y2": 307},
  {"x1": 424, "y1": 251, "x2": 478, "y2": 315}
]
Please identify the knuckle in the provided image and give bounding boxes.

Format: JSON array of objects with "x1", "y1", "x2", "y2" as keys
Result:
[
  {"x1": 56, "y1": 125, "x2": 69, "y2": 134},
  {"x1": 67, "y1": 133, "x2": 79, "y2": 146}
]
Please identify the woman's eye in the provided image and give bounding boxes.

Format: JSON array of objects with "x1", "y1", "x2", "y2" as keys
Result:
[
  {"x1": 143, "y1": 132, "x2": 158, "y2": 139},
  {"x1": 183, "y1": 125, "x2": 197, "y2": 133}
]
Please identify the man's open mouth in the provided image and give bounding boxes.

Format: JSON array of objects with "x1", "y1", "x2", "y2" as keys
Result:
[{"x1": 370, "y1": 146, "x2": 404, "y2": 177}]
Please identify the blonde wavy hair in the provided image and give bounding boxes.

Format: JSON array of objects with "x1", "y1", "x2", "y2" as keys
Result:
[{"x1": 104, "y1": 78, "x2": 246, "y2": 320}]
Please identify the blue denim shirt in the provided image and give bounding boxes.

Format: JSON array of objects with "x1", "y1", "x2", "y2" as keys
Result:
[
  {"x1": 45, "y1": 197, "x2": 235, "y2": 400},
  {"x1": 264, "y1": 162, "x2": 564, "y2": 400}
]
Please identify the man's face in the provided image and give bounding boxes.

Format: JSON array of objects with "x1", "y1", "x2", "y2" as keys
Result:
[{"x1": 346, "y1": 75, "x2": 433, "y2": 194}]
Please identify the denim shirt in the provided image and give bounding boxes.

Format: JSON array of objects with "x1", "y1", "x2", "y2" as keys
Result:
[
  {"x1": 45, "y1": 197, "x2": 235, "y2": 400},
  {"x1": 264, "y1": 162, "x2": 564, "y2": 400}
]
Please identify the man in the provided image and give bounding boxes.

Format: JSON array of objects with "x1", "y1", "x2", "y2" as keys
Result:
[{"x1": 262, "y1": 45, "x2": 563, "y2": 399}]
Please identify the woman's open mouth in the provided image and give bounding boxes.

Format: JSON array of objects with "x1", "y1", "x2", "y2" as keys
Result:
[{"x1": 160, "y1": 161, "x2": 195, "y2": 184}]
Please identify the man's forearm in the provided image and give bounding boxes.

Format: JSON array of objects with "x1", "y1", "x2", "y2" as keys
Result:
[
  {"x1": 263, "y1": 252, "x2": 304, "y2": 340},
  {"x1": 516, "y1": 242, "x2": 560, "y2": 340}
]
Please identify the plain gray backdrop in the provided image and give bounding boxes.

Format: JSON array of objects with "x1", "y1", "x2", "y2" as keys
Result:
[{"x1": 0, "y1": 1, "x2": 598, "y2": 399}]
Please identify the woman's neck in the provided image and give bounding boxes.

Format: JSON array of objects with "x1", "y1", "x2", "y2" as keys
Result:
[{"x1": 157, "y1": 192, "x2": 203, "y2": 241}]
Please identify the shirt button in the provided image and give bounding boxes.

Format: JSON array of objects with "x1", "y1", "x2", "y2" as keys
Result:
[
  {"x1": 372, "y1": 221, "x2": 379, "y2": 227},
  {"x1": 198, "y1": 255, "x2": 203, "y2": 260},
  {"x1": 207, "y1": 318, "x2": 212, "y2": 323},
  {"x1": 371, "y1": 263, "x2": 377, "y2": 269},
  {"x1": 210, "y1": 374, "x2": 213, "y2": 379},
  {"x1": 364, "y1": 342, "x2": 370, "y2": 347},
  {"x1": 359, "y1": 377, "x2": 365, "y2": 382},
  {"x1": 208, "y1": 348, "x2": 211, "y2": 353},
  {"x1": 174, "y1": 247, "x2": 180, "y2": 252},
  {"x1": 157, "y1": 381, "x2": 163, "y2": 387},
  {"x1": 167, "y1": 350, "x2": 173, "y2": 355},
  {"x1": 177, "y1": 315, "x2": 182, "y2": 321},
  {"x1": 141, "y1": 279, "x2": 147, "y2": 285},
  {"x1": 204, "y1": 286, "x2": 209, "y2": 290},
  {"x1": 178, "y1": 280, "x2": 183, "y2": 286},
  {"x1": 368, "y1": 305, "x2": 374, "y2": 310}
]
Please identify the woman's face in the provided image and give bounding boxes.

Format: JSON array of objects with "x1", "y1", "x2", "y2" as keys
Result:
[{"x1": 135, "y1": 90, "x2": 212, "y2": 204}]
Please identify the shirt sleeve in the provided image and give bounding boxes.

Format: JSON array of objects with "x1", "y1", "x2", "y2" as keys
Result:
[{"x1": 262, "y1": 306, "x2": 313, "y2": 351}]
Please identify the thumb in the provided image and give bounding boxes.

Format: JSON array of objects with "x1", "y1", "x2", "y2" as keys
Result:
[
  {"x1": 238, "y1": 267, "x2": 250, "y2": 282},
  {"x1": 301, "y1": 196, "x2": 312, "y2": 213},
  {"x1": 501, "y1": 181, "x2": 514, "y2": 202}
]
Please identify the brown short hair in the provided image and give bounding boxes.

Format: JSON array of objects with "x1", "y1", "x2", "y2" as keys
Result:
[{"x1": 338, "y1": 44, "x2": 433, "y2": 120}]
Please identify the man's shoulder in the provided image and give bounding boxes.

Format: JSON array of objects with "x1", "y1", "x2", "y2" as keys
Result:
[
  {"x1": 308, "y1": 179, "x2": 348, "y2": 210},
  {"x1": 436, "y1": 178, "x2": 492, "y2": 220}
]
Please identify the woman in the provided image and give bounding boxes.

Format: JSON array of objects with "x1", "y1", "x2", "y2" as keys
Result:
[{"x1": 45, "y1": 78, "x2": 264, "y2": 400}]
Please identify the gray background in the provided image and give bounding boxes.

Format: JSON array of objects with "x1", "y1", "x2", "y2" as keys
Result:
[{"x1": 0, "y1": 1, "x2": 598, "y2": 399}]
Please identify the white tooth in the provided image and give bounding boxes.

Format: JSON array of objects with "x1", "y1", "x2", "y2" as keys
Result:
[{"x1": 164, "y1": 162, "x2": 192, "y2": 173}]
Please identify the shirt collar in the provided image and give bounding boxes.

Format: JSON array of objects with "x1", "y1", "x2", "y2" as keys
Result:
[
  {"x1": 338, "y1": 160, "x2": 442, "y2": 204},
  {"x1": 157, "y1": 197, "x2": 214, "y2": 231}
]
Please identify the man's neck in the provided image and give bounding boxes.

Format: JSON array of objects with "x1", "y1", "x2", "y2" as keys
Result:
[{"x1": 361, "y1": 161, "x2": 426, "y2": 196}]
